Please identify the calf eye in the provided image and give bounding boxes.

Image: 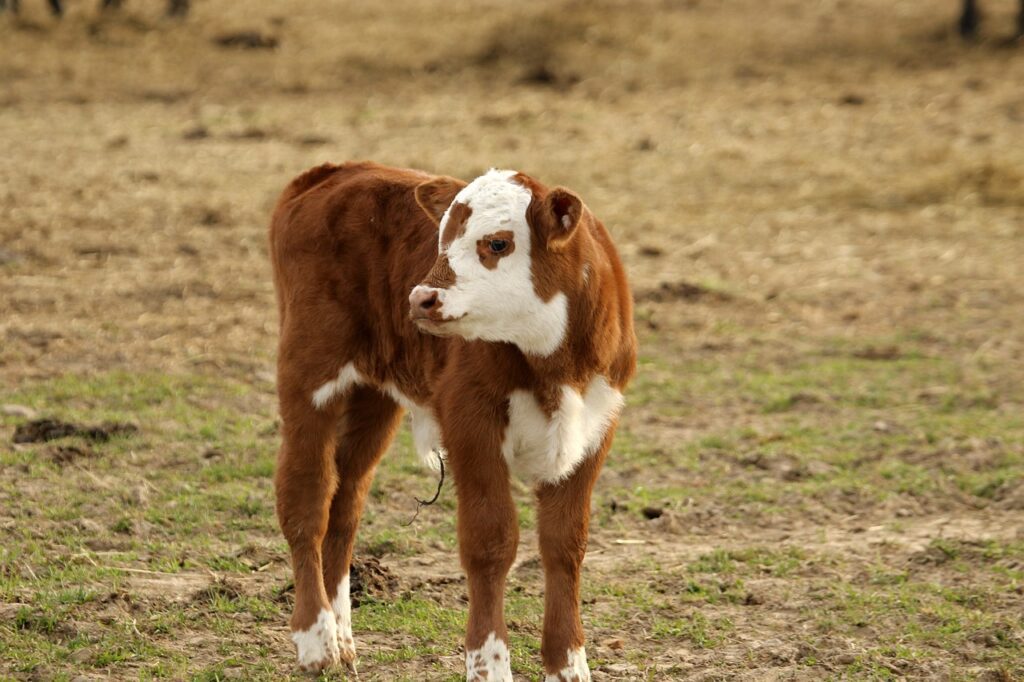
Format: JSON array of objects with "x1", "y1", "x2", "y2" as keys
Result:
[{"x1": 489, "y1": 239, "x2": 509, "y2": 254}]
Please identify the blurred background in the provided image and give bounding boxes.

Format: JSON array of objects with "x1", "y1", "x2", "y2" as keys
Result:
[{"x1": 1, "y1": 1, "x2": 1022, "y2": 679}]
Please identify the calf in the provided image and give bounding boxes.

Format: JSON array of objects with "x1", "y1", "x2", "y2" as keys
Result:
[{"x1": 269, "y1": 161, "x2": 637, "y2": 679}]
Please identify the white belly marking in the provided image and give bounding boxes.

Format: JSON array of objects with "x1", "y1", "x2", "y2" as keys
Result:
[{"x1": 311, "y1": 365, "x2": 445, "y2": 469}]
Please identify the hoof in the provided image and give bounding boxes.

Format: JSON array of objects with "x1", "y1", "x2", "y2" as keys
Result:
[
  {"x1": 292, "y1": 608, "x2": 340, "y2": 673},
  {"x1": 544, "y1": 647, "x2": 591, "y2": 682},
  {"x1": 466, "y1": 632, "x2": 512, "y2": 682},
  {"x1": 339, "y1": 634, "x2": 357, "y2": 668},
  {"x1": 332, "y1": 573, "x2": 358, "y2": 674}
]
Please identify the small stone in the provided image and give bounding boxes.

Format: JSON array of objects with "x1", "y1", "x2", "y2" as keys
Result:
[
  {"x1": 744, "y1": 591, "x2": 765, "y2": 605},
  {"x1": 601, "y1": 638, "x2": 624, "y2": 650},
  {"x1": 129, "y1": 485, "x2": 150, "y2": 507},
  {"x1": 1, "y1": 404, "x2": 37, "y2": 419},
  {"x1": 182, "y1": 125, "x2": 209, "y2": 140},
  {"x1": 75, "y1": 518, "x2": 103, "y2": 533},
  {"x1": 600, "y1": 662, "x2": 637, "y2": 673}
]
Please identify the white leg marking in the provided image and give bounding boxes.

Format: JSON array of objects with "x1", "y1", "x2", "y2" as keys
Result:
[
  {"x1": 291, "y1": 608, "x2": 340, "y2": 672},
  {"x1": 465, "y1": 631, "x2": 512, "y2": 682},
  {"x1": 311, "y1": 362, "x2": 362, "y2": 409},
  {"x1": 545, "y1": 647, "x2": 590, "y2": 682},
  {"x1": 330, "y1": 573, "x2": 355, "y2": 663}
]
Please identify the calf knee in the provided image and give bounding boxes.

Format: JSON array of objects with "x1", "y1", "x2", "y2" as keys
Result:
[
  {"x1": 460, "y1": 524, "x2": 518, "y2": 577},
  {"x1": 539, "y1": 530, "x2": 587, "y2": 574}
]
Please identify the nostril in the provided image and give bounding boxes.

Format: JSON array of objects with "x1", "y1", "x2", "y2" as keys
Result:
[{"x1": 420, "y1": 292, "x2": 438, "y2": 310}]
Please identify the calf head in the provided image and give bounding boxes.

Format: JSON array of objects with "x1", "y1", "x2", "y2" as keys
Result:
[{"x1": 410, "y1": 170, "x2": 584, "y2": 357}]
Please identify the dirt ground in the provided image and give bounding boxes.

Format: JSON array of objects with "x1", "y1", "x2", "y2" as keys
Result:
[{"x1": 1, "y1": 0, "x2": 1023, "y2": 680}]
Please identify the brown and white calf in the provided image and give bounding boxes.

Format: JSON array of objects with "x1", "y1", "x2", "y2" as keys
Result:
[{"x1": 269, "y1": 161, "x2": 636, "y2": 680}]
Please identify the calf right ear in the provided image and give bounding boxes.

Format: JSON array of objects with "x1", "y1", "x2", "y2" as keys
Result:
[{"x1": 414, "y1": 176, "x2": 467, "y2": 226}]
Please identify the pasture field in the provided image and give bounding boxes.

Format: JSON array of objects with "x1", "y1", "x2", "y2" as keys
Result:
[{"x1": 1, "y1": 0, "x2": 1023, "y2": 679}]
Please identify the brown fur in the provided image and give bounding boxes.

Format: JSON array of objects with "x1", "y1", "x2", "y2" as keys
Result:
[
  {"x1": 421, "y1": 252, "x2": 457, "y2": 291},
  {"x1": 270, "y1": 161, "x2": 637, "y2": 676},
  {"x1": 442, "y1": 201, "x2": 472, "y2": 249}
]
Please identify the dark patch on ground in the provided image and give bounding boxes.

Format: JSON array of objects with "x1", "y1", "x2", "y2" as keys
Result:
[
  {"x1": 635, "y1": 280, "x2": 734, "y2": 303},
  {"x1": 212, "y1": 31, "x2": 278, "y2": 50},
  {"x1": 48, "y1": 444, "x2": 97, "y2": 465},
  {"x1": 13, "y1": 418, "x2": 138, "y2": 444},
  {"x1": 852, "y1": 345, "x2": 903, "y2": 360},
  {"x1": 192, "y1": 577, "x2": 245, "y2": 604},
  {"x1": 350, "y1": 556, "x2": 399, "y2": 606}
]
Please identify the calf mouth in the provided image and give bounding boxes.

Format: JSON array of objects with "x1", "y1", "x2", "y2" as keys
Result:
[{"x1": 412, "y1": 314, "x2": 465, "y2": 336}]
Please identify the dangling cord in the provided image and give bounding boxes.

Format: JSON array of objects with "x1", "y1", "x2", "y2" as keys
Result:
[{"x1": 404, "y1": 453, "x2": 445, "y2": 526}]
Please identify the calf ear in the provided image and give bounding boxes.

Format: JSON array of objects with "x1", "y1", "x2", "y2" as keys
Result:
[
  {"x1": 542, "y1": 187, "x2": 583, "y2": 252},
  {"x1": 414, "y1": 176, "x2": 467, "y2": 226}
]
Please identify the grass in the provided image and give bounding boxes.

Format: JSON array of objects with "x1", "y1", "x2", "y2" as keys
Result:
[{"x1": 2, "y1": 338, "x2": 1022, "y2": 678}]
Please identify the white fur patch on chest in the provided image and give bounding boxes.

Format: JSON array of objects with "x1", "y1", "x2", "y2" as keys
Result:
[{"x1": 501, "y1": 376, "x2": 623, "y2": 483}]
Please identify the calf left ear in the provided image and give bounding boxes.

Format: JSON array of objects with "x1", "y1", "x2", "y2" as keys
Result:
[
  {"x1": 542, "y1": 188, "x2": 583, "y2": 252},
  {"x1": 415, "y1": 176, "x2": 467, "y2": 226}
]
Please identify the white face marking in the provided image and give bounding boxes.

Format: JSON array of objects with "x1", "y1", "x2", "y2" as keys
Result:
[
  {"x1": 502, "y1": 375, "x2": 623, "y2": 483},
  {"x1": 545, "y1": 647, "x2": 590, "y2": 682},
  {"x1": 465, "y1": 631, "x2": 512, "y2": 682},
  {"x1": 426, "y1": 169, "x2": 569, "y2": 357},
  {"x1": 330, "y1": 573, "x2": 356, "y2": 663},
  {"x1": 291, "y1": 608, "x2": 339, "y2": 672},
  {"x1": 311, "y1": 366, "x2": 445, "y2": 469}
]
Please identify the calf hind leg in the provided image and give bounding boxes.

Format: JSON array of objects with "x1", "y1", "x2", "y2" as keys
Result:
[
  {"x1": 275, "y1": 387, "x2": 343, "y2": 672},
  {"x1": 536, "y1": 430, "x2": 614, "y2": 682},
  {"x1": 321, "y1": 386, "x2": 403, "y2": 672}
]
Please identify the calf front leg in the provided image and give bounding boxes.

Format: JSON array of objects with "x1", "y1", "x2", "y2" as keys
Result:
[
  {"x1": 275, "y1": 390, "x2": 341, "y2": 673},
  {"x1": 536, "y1": 430, "x2": 614, "y2": 682},
  {"x1": 450, "y1": 446, "x2": 518, "y2": 682}
]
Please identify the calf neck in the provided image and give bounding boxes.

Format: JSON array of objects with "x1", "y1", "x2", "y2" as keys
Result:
[{"x1": 269, "y1": 161, "x2": 637, "y2": 679}]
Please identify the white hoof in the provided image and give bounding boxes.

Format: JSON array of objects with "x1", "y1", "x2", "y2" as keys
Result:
[
  {"x1": 332, "y1": 573, "x2": 358, "y2": 669},
  {"x1": 544, "y1": 647, "x2": 590, "y2": 682},
  {"x1": 292, "y1": 608, "x2": 340, "y2": 672},
  {"x1": 466, "y1": 631, "x2": 512, "y2": 681}
]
